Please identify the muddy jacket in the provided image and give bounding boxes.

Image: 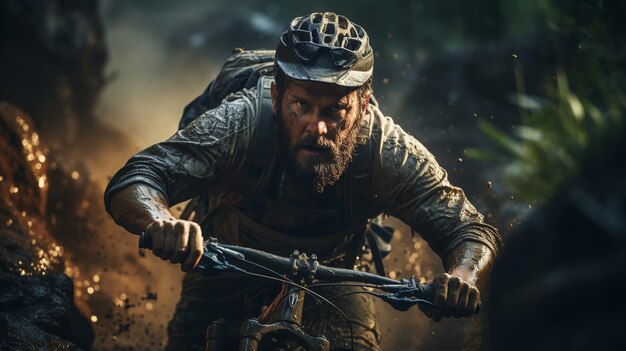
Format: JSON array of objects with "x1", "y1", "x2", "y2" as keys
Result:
[{"x1": 104, "y1": 88, "x2": 501, "y2": 263}]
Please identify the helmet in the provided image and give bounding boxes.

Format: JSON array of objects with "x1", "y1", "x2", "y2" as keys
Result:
[{"x1": 275, "y1": 12, "x2": 373, "y2": 87}]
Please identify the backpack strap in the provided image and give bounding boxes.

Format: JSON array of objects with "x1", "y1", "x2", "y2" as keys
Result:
[
  {"x1": 364, "y1": 222, "x2": 394, "y2": 277},
  {"x1": 179, "y1": 50, "x2": 275, "y2": 129},
  {"x1": 340, "y1": 130, "x2": 374, "y2": 269},
  {"x1": 347, "y1": 139, "x2": 373, "y2": 225},
  {"x1": 181, "y1": 76, "x2": 276, "y2": 221},
  {"x1": 235, "y1": 76, "x2": 277, "y2": 200}
]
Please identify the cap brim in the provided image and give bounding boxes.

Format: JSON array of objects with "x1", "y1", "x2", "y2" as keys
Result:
[{"x1": 277, "y1": 61, "x2": 372, "y2": 87}]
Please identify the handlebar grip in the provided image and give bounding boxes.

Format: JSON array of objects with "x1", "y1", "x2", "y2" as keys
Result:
[
  {"x1": 139, "y1": 232, "x2": 153, "y2": 249},
  {"x1": 421, "y1": 282, "x2": 481, "y2": 314}
]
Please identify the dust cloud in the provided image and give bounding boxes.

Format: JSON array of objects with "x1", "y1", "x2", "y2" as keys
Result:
[
  {"x1": 96, "y1": 2, "x2": 221, "y2": 146},
  {"x1": 83, "y1": 3, "x2": 225, "y2": 350}
]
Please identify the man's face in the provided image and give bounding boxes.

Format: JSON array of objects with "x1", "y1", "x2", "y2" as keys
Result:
[{"x1": 271, "y1": 79, "x2": 368, "y2": 193}]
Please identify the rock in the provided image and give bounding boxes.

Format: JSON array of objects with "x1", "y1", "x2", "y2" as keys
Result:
[{"x1": 0, "y1": 102, "x2": 94, "y2": 350}]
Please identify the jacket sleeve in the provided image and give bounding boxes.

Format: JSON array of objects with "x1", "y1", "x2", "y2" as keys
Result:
[
  {"x1": 104, "y1": 91, "x2": 255, "y2": 213},
  {"x1": 369, "y1": 109, "x2": 502, "y2": 259}
]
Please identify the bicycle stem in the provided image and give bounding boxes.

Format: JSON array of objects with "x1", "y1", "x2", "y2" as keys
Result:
[{"x1": 219, "y1": 243, "x2": 401, "y2": 286}]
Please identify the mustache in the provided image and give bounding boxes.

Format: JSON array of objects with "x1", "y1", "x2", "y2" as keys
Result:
[{"x1": 294, "y1": 135, "x2": 338, "y2": 152}]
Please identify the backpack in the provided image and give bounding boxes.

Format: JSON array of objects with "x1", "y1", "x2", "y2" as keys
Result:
[
  {"x1": 178, "y1": 49, "x2": 393, "y2": 274},
  {"x1": 179, "y1": 49, "x2": 275, "y2": 129}
]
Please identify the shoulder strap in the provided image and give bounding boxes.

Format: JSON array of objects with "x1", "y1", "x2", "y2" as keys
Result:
[
  {"x1": 365, "y1": 222, "x2": 394, "y2": 276},
  {"x1": 235, "y1": 76, "x2": 277, "y2": 200},
  {"x1": 180, "y1": 76, "x2": 276, "y2": 221},
  {"x1": 340, "y1": 125, "x2": 374, "y2": 269},
  {"x1": 179, "y1": 50, "x2": 275, "y2": 129},
  {"x1": 346, "y1": 138, "x2": 373, "y2": 225}
]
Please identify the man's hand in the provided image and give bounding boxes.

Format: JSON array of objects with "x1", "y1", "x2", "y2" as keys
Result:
[
  {"x1": 145, "y1": 219, "x2": 204, "y2": 272},
  {"x1": 419, "y1": 272, "x2": 480, "y2": 321}
]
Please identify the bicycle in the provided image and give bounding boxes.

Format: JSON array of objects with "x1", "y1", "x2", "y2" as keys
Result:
[{"x1": 139, "y1": 233, "x2": 460, "y2": 351}]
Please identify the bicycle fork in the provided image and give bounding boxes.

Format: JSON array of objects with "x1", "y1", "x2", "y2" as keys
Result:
[{"x1": 237, "y1": 284, "x2": 330, "y2": 351}]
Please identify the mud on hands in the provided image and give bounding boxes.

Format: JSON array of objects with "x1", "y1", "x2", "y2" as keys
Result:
[{"x1": 144, "y1": 218, "x2": 204, "y2": 272}]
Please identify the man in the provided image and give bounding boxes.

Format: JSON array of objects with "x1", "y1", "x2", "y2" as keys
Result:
[{"x1": 105, "y1": 12, "x2": 501, "y2": 351}]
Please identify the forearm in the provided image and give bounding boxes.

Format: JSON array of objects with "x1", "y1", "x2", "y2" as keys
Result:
[
  {"x1": 444, "y1": 241, "x2": 494, "y2": 288},
  {"x1": 108, "y1": 183, "x2": 174, "y2": 234}
]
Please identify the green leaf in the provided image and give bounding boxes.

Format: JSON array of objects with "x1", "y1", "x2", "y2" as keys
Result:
[{"x1": 478, "y1": 121, "x2": 524, "y2": 157}]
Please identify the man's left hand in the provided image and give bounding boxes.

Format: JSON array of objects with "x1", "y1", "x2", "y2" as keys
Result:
[{"x1": 419, "y1": 272, "x2": 480, "y2": 321}]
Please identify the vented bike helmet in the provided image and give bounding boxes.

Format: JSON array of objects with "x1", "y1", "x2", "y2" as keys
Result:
[{"x1": 275, "y1": 12, "x2": 373, "y2": 87}]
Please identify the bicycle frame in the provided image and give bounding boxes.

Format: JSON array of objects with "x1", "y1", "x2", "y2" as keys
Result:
[
  {"x1": 205, "y1": 252, "x2": 331, "y2": 350},
  {"x1": 206, "y1": 283, "x2": 330, "y2": 351},
  {"x1": 241, "y1": 285, "x2": 329, "y2": 351}
]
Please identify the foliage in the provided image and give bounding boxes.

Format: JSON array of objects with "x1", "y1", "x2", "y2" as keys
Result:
[{"x1": 468, "y1": 71, "x2": 625, "y2": 201}]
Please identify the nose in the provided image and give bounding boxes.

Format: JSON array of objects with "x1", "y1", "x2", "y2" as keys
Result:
[{"x1": 307, "y1": 117, "x2": 328, "y2": 137}]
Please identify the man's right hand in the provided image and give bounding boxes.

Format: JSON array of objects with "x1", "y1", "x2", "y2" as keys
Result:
[{"x1": 145, "y1": 219, "x2": 204, "y2": 272}]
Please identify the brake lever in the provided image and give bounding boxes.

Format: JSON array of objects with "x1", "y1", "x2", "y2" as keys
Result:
[
  {"x1": 139, "y1": 233, "x2": 246, "y2": 276},
  {"x1": 378, "y1": 278, "x2": 480, "y2": 314},
  {"x1": 196, "y1": 238, "x2": 248, "y2": 276},
  {"x1": 376, "y1": 277, "x2": 435, "y2": 311},
  {"x1": 204, "y1": 238, "x2": 245, "y2": 260},
  {"x1": 374, "y1": 291, "x2": 434, "y2": 311}
]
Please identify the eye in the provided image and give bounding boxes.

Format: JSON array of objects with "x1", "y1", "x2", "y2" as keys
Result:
[{"x1": 296, "y1": 100, "x2": 308, "y2": 109}]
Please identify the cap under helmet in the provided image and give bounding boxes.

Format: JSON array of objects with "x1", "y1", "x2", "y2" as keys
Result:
[{"x1": 275, "y1": 12, "x2": 373, "y2": 87}]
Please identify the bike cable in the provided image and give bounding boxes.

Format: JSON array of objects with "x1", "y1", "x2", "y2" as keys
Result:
[
  {"x1": 328, "y1": 290, "x2": 433, "y2": 307},
  {"x1": 235, "y1": 258, "x2": 356, "y2": 351}
]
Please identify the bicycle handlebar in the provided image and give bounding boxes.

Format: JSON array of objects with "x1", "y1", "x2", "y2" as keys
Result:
[{"x1": 139, "y1": 232, "x2": 435, "y2": 310}]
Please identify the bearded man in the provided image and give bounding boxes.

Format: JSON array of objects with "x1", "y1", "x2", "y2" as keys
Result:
[{"x1": 105, "y1": 12, "x2": 501, "y2": 351}]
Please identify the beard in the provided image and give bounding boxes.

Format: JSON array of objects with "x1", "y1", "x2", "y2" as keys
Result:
[{"x1": 275, "y1": 110, "x2": 362, "y2": 194}]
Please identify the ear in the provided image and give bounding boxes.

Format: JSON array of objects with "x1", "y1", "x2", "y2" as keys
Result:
[{"x1": 271, "y1": 81, "x2": 278, "y2": 114}]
